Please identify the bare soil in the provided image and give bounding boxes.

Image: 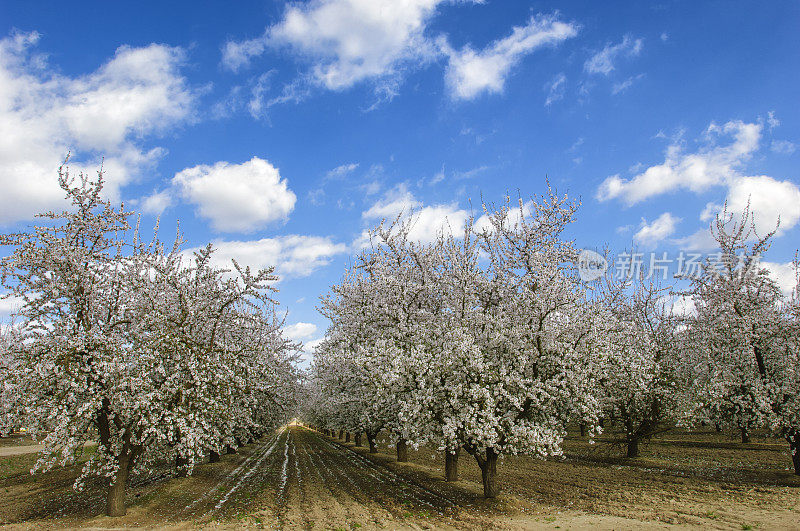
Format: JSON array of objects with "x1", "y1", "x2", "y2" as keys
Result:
[{"x1": 0, "y1": 426, "x2": 798, "y2": 530}]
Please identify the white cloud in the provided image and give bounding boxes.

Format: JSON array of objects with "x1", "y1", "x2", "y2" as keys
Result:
[
  {"x1": 173, "y1": 157, "x2": 297, "y2": 233},
  {"x1": 584, "y1": 35, "x2": 643, "y2": 76},
  {"x1": 673, "y1": 228, "x2": 718, "y2": 252},
  {"x1": 224, "y1": 0, "x2": 446, "y2": 90},
  {"x1": 724, "y1": 175, "x2": 800, "y2": 236},
  {"x1": 225, "y1": 5, "x2": 576, "y2": 104},
  {"x1": 678, "y1": 176, "x2": 800, "y2": 248},
  {"x1": 762, "y1": 261, "x2": 798, "y2": 297},
  {"x1": 473, "y1": 200, "x2": 533, "y2": 234},
  {"x1": 771, "y1": 139, "x2": 796, "y2": 154},
  {"x1": 0, "y1": 31, "x2": 196, "y2": 224},
  {"x1": 544, "y1": 72, "x2": 566, "y2": 106},
  {"x1": 326, "y1": 162, "x2": 359, "y2": 180},
  {"x1": 190, "y1": 235, "x2": 347, "y2": 279},
  {"x1": 443, "y1": 15, "x2": 578, "y2": 100},
  {"x1": 667, "y1": 294, "x2": 696, "y2": 317},
  {"x1": 611, "y1": 73, "x2": 644, "y2": 95},
  {"x1": 699, "y1": 201, "x2": 722, "y2": 223},
  {"x1": 633, "y1": 212, "x2": 680, "y2": 247},
  {"x1": 0, "y1": 295, "x2": 25, "y2": 317},
  {"x1": 361, "y1": 185, "x2": 421, "y2": 220},
  {"x1": 358, "y1": 185, "x2": 470, "y2": 245},
  {"x1": 767, "y1": 111, "x2": 780, "y2": 129},
  {"x1": 284, "y1": 322, "x2": 318, "y2": 341},
  {"x1": 303, "y1": 337, "x2": 325, "y2": 353},
  {"x1": 597, "y1": 120, "x2": 762, "y2": 205},
  {"x1": 140, "y1": 189, "x2": 172, "y2": 215}
]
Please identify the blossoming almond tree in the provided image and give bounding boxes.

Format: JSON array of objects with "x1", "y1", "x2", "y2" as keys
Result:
[
  {"x1": 681, "y1": 206, "x2": 800, "y2": 473},
  {"x1": 0, "y1": 166, "x2": 299, "y2": 515},
  {"x1": 310, "y1": 189, "x2": 602, "y2": 498},
  {"x1": 594, "y1": 275, "x2": 681, "y2": 458}
]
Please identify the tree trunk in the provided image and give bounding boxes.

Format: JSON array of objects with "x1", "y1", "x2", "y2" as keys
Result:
[
  {"x1": 475, "y1": 447, "x2": 499, "y2": 498},
  {"x1": 226, "y1": 445, "x2": 237, "y2": 454},
  {"x1": 741, "y1": 427, "x2": 750, "y2": 444},
  {"x1": 354, "y1": 432, "x2": 362, "y2": 447},
  {"x1": 209, "y1": 450, "x2": 220, "y2": 463},
  {"x1": 175, "y1": 455, "x2": 188, "y2": 477},
  {"x1": 786, "y1": 429, "x2": 800, "y2": 475},
  {"x1": 367, "y1": 432, "x2": 377, "y2": 453},
  {"x1": 345, "y1": 432, "x2": 350, "y2": 443},
  {"x1": 715, "y1": 423, "x2": 722, "y2": 432},
  {"x1": 627, "y1": 436, "x2": 640, "y2": 458},
  {"x1": 339, "y1": 430, "x2": 344, "y2": 439},
  {"x1": 579, "y1": 423, "x2": 587, "y2": 437},
  {"x1": 396, "y1": 438, "x2": 408, "y2": 462},
  {"x1": 445, "y1": 448, "x2": 459, "y2": 481},
  {"x1": 106, "y1": 455, "x2": 131, "y2": 517}
]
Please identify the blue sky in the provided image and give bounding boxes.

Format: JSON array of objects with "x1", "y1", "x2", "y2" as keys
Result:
[{"x1": 1, "y1": 1, "x2": 798, "y2": 359}]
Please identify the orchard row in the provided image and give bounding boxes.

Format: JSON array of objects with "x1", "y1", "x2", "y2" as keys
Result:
[
  {"x1": 0, "y1": 168, "x2": 300, "y2": 516},
  {"x1": 300, "y1": 188, "x2": 800, "y2": 497}
]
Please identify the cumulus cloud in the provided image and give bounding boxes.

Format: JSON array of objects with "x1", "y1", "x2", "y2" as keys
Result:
[
  {"x1": 0, "y1": 31, "x2": 196, "y2": 224},
  {"x1": 173, "y1": 157, "x2": 297, "y2": 233},
  {"x1": 610, "y1": 119, "x2": 800, "y2": 250},
  {"x1": 443, "y1": 15, "x2": 578, "y2": 101},
  {"x1": 284, "y1": 322, "x2": 318, "y2": 341},
  {"x1": 139, "y1": 189, "x2": 173, "y2": 215},
  {"x1": 584, "y1": 35, "x2": 643, "y2": 76},
  {"x1": 223, "y1": 0, "x2": 446, "y2": 90},
  {"x1": 223, "y1": 3, "x2": 575, "y2": 105},
  {"x1": 723, "y1": 175, "x2": 800, "y2": 236},
  {"x1": 633, "y1": 212, "x2": 680, "y2": 247},
  {"x1": 189, "y1": 235, "x2": 347, "y2": 279},
  {"x1": 762, "y1": 261, "x2": 798, "y2": 297},
  {"x1": 674, "y1": 175, "x2": 800, "y2": 251},
  {"x1": 358, "y1": 185, "x2": 470, "y2": 245},
  {"x1": 597, "y1": 120, "x2": 761, "y2": 205}
]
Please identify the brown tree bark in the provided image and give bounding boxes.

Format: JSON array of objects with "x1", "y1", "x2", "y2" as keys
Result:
[
  {"x1": 474, "y1": 447, "x2": 499, "y2": 498},
  {"x1": 345, "y1": 432, "x2": 351, "y2": 443},
  {"x1": 367, "y1": 432, "x2": 377, "y2": 453},
  {"x1": 209, "y1": 450, "x2": 220, "y2": 463},
  {"x1": 354, "y1": 432, "x2": 362, "y2": 447},
  {"x1": 106, "y1": 454, "x2": 131, "y2": 517},
  {"x1": 740, "y1": 427, "x2": 751, "y2": 444},
  {"x1": 445, "y1": 448, "x2": 459, "y2": 481},
  {"x1": 175, "y1": 455, "x2": 188, "y2": 477},
  {"x1": 396, "y1": 438, "x2": 408, "y2": 462},
  {"x1": 579, "y1": 423, "x2": 587, "y2": 437},
  {"x1": 786, "y1": 429, "x2": 800, "y2": 475},
  {"x1": 627, "y1": 436, "x2": 640, "y2": 458}
]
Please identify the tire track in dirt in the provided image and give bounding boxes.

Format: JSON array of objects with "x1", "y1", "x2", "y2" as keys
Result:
[
  {"x1": 293, "y1": 428, "x2": 457, "y2": 520},
  {"x1": 314, "y1": 431, "x2": 457, "y2": 514},
  {"x1": 167, "y1": 429, "x2": 285, "y2": 523},
  {"x1": 289, "y1": 427, "x2": 368, "y2": 527}
]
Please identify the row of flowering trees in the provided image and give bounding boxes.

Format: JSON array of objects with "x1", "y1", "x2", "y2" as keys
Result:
[
  {"x1": 304, "y1": 190, "x2": 800, "y2": 497},
  {"x1": 0, "y1": 167, "x2": 300, "y2": 516}
]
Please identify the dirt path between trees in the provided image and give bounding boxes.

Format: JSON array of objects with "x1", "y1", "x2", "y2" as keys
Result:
[{"x1": 3, "y1": 426, "x2": 800, "y2": 529}]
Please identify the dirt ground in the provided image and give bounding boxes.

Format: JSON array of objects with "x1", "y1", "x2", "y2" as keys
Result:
[{"x1": 0, "y1": 425, "x2": 798, "y2": 529}]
